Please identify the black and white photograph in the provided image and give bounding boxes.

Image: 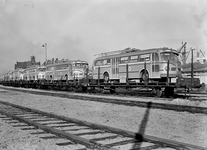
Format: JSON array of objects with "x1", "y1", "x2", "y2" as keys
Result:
[{"x1": 0, "y1": 0, "x2": 207, "y2": 149}]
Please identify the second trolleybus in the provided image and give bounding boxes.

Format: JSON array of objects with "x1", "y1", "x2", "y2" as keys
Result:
[{"x1": 45, "y1": 60, "x2": 89, "y2": 81}]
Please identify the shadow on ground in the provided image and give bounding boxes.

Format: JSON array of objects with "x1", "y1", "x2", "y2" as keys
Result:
[{"x1": 131, "y1": 101, "x2": 152, "y2": 149}]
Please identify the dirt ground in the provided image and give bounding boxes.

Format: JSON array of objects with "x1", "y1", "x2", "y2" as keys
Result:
[{"x1": 0, "y1": 87, "x2": 207, "y2": 149}]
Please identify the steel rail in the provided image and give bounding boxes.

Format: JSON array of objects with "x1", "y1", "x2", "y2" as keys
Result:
[
  {"x1": 1, "y1": 86, "x2": 207, "y2": 114},
  {"x1": 0, "y1": 100, "x2": 206, "y2": 150},
  {"x1": 0, "y1": 102, "x2": 117, "y2": 150}
]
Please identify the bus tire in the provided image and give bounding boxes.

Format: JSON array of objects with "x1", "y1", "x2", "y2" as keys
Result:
[
  {"x1": 156, "y1": 88, "x2": 163, "y2": 97},
  {"x1": 103, "y1": 72, "x2": 109, "y2": 83},
  {"x1": 110, "y1": 86, "x2": 116, "y2": 94},
  {"x1": 140, "y1": 70, "x2": 149, "y2": 82},
  {"x1": 82, "y1": 85, "x2": 87, "y2": 92}
]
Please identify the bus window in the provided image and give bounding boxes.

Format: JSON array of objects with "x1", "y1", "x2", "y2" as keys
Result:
[
  {"x1": 95, "y1": 60, "x2": 103, "y2": 66},
  {"x1": 103, "y1": 59, "x2": 110, "y2": 65},
  {"x1": 129, "y1": 55, "x2": 138, "y2": 62},
  {"x1": 46, "y1": 66, "x2": 54, "y2": 71},
  {"x1": 103, "y1": 60, "x2": 107, "y2": 65},
  {"x1": 75, "y1": 63, "x2": 81, "y2": 68},
  {"x1": 140, "y1": 54, "x2": 150, "y2": 62},
  {"x1": 29, "y1": 69, "x2": 35, "y2": 72},
  {"x1": 107, "y1": 59, "x2": 110, "y2": 65},
  {"x1": 160, "y1": 52, "x2": 178, "y2": 62},
  {"x1": 82, "y1": 63, "x2": 88, "y2": 68},
  {"x1": 56, "y1": 64, "x2": 69, "y2": 70},
  {"x1": 120, "y1": 56, "x2": 128, "y2": 63},
  {"x1": 38, "y1": 68, "x2": 46, "y2": 72},
  {"x1": 152, "y1": 53, "x2": 159, "y2": 61}
]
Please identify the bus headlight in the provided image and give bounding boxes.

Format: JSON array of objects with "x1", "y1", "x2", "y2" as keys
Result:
[{"x1": 165, "y1": 66, "x2": 171, "y2": 71}]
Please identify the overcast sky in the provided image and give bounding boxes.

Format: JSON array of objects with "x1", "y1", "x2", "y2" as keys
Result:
[{"x1": 0, "y1": 0, "x2": 207, "y2": 74}]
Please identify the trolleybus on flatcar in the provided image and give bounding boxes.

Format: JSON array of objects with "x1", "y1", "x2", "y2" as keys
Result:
[
  {"x1": 23, "y1": 66, "x2": 46, "y2": 81},
  {"x1": 3, "y1": 71, "x2": 13, "y2": 81},
  {"x1": 45, "y1": 60, "x2": 88, "y2": 81},
  {"x1": 12, "y1": 68, "x2": 24, "y2": 81},
  {"x1": 0, "y1": 73, "x2": 4, "y2": 81},
  {"x1": 92, "y1": 47, "x2": 181, "y2": 83}
]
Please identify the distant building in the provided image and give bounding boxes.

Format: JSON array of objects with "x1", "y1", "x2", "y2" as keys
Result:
[
  {"x1": 182, "y1": 62, "x2": 207, "y2": 84},
  {"x1": 14, "y1": 56, "x2": 40, "y2": 70}
]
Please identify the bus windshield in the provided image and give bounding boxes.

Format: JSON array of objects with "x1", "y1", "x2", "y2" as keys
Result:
[
  {"x1": 74, "y1": 63, "x2": 88, "y2": 68},
  {"x1": 82, "y1": 63, "x2": 88, "y2": 68},
  {"x1": 38, "y1": 68, "x2": 46, "y2": 72},
  {"x1": 160, "y1": 52, "x2": 179, "y2": 62}
]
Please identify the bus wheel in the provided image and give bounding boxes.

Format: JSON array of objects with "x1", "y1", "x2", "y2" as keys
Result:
[
  {"x1": 110, "y1": 86, "x2": 116, "y2": 94},
  {"x1": 103, "y1": 72, "x2": 109, "y2": 83},
  {"x1": 156, "y1": 88, "x2": 163, "y2": 97},
  {"x1": 141, "y1": 71, "x2": 149, "y2": 82},
  {"x1": 82, "y1": 85, "x2": 87, "y2": 92}
]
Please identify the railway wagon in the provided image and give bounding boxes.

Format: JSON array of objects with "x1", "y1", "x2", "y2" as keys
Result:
[
  {"x1": 45, "y1": 60, "x2": 89, "y2": 81},
  {"x1": 92, "y1": 47, "x2": 181, "y2": 83}
]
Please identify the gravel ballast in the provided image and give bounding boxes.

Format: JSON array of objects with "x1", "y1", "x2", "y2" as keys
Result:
[{"x1": 0, "y1": 87, "x2": 207, "y2": 149}]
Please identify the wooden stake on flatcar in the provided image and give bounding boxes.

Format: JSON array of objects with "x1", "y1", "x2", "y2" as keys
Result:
[
  {"x1": 144, "y1": 62, "x2": 147, "y2": 85},
  {"x1": 191, "y1": 48, "x2": 194, "y2": 89},
  {"x1": 86, "y1": 67, "x2": 89, "y2": 80},
  {"x1": 126, "y1": 64, "x2": 129, "y2": 85},
  {"x1": 166, "y1": 60, "x2": 169, "y2": 86},
  {"x1": 98, "y1": 67, "x2": 100, "y2": 86}
]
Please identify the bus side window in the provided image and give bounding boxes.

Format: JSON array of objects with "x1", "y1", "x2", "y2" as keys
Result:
[
  {"x1": 107, "y1": 59, "x2": 110, "y2": 65},
  {"x1": 130, "y1": 55, "x2": 138, "y2": 62},
  {"x1": 140, "y1": 54, "x2": 150, "y2": 62},
  {"x1": 95, "y1": 60, "x2": 103, "y2": 66},
  {"x1": 120, "y1": 56, "x2": 129, "y2": 63},
  {"x1": 103, "y1": 60, "x2": 107, "y2": 65},
  {"x1": 47, "y1": 66, "x2": 53, "y2": 71}
]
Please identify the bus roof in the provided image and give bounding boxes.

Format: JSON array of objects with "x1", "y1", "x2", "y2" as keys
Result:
[
  {"x1": 94, "y1": 47, "x2": 141, "y2": 57},
  {"x1": 94, "y1": 47, "x2": 178, "y2": 60},
  {"x1": 46, "y1": 60, "x2": 88, "y2": 67}
]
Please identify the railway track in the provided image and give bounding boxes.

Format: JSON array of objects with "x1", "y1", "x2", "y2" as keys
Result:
[
  {"x1": 176, "y1": 92, "x2": 207, "y2": 101},
  {"x1": 0, "y1": 100, "x2": 205, "y2": 150},
  {"x1": 1, "y1": 86, "x2": 207, "y2": 115}
]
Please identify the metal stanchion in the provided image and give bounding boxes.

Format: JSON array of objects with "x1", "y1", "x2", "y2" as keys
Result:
[
  {"x1": 98, "y1": 67, "x2": 100, "y2": 86},
  {"x1": 126, "y1": 64, "x2": 129, "y2": 85},
  {"x1": 167, "y1": 60, "x2": 169, "y2": 85}
]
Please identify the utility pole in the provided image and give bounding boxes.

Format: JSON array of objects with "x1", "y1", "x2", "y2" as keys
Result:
[
  {"x1": 191, "y1": 48, "x2": 194, "y2": 89},
  {"x1": 42, "y1": 43, "x2": 47, "y2": 65},
  {"x1": 183, "y1": 43, "x2": 187, "y2": 64}
]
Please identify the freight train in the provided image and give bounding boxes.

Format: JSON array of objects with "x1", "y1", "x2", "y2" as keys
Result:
[{"x1": 0, "y1": 47, "x2": 201, "y2": 97}]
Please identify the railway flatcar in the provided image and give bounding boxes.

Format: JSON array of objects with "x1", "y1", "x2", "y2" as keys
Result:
[
  {"x1": 92, "y1": 47, "x2": 181, "y2": 83},
  {"x1": 46, "y1": 60, "x2": 88, "y2": 81}
]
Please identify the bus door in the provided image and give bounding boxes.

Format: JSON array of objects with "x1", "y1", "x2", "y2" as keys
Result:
[
  {"x1": 111, "y1": 58, "x2": 119, "y2": 79},
  {"x1": 151, "y1": 53, "x2": 159, "y2": 78}
]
